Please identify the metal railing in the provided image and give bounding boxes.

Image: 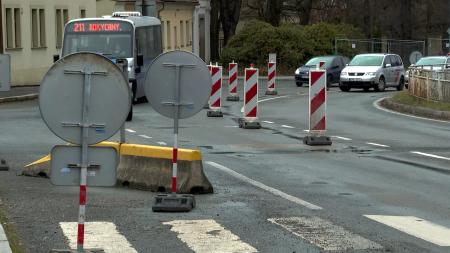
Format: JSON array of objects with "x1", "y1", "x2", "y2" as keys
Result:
[{"x1": 408, "y1": 67, "x2": 450, "y2": 102}]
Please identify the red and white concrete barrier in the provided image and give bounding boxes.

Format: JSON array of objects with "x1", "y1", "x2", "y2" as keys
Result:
[
  {"x1": 266, "y1": 61, "x2": 278, "y2": 95},
  {"x1": 303, "y1": 61, "x2": 331, "y2": 145},
  {"x1": 207, "y1": 64, "x2": 223, "y2": 117},
  {"x1": 239, "y1": 64, "x2": 261, "y2": 129},
  {"x1": 227, "y1": 62, "x2": 239, "y2": 101}
]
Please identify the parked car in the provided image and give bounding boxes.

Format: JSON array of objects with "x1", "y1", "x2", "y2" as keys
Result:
[
  {"x1": 294, "y1": 55, "x2": 348, "y2": 87},
  {"x1": 405, "y1": 56, "x2": 450, "y2": 86},
  {"x1": 339, "y1": 53, "x2": 405, "y2": 92}
]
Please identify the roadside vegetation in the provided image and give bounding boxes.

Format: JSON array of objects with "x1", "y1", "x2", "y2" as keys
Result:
[
  {"x1": 0, "y1": 203, "x2": 26, "y2": 253},
  {"x1": 392, "y1": 91, "x2": 450, "y2": 112},
  {"x1": 220, "y1": 20, "x2": 363, "y2": 74}
]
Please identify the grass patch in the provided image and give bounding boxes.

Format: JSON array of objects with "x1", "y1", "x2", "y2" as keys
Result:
[
  {"x1": 0, "y1": 202, "x2": 26, "y2": 253},
  {"x1": 392, "y1": 91, "x2": 450, "y2": 111}
]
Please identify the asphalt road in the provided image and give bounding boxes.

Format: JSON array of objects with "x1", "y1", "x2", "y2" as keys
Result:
[{"x1": 0, "y1": 80, "x2": 450, "y2": 253}]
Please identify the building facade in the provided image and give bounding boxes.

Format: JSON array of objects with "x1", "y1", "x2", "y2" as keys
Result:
[{"x1": 1, "y1": 0, "x2": 96, "y2": 86}]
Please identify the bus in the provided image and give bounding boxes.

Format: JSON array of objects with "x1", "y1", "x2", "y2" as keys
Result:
[{"x1": 57, "y1": 12, "x2": 163, "y2": 120}]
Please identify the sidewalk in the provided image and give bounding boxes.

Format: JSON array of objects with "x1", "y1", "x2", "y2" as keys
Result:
[{"x1": 0, "y1": 86, "x2": 39, "y2": 104}]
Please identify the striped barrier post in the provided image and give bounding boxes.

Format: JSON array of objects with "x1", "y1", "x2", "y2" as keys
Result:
[
  {"x1": 265, "y1": 61, "x2": 278, "y2": 95},
  {"x1": 203, "y1": 63, "x2": 212, "y2": 109},
  {"x1": 207, "y1": 64, "x2": 223, "y2": 117},
  {"x1": 238, "y1": 64, "x2": 261, "y2": 129},
  {"x1": 226, "y1": 61, "x2": 239, "y2": 101},
  {"x1": 303, "y1": 61, "x2": 332, "y2": 145}
]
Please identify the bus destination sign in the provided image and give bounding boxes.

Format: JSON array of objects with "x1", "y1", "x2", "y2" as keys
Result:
[{"x1": 71, "y1": 22, "x2": 126, "y2": 32}]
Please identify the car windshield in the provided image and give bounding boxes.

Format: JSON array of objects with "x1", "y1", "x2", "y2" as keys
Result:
[
  {"x1": 349, "y1": 55, "x2": 384, "y2": 66},
  {"x1": 414, "y1": 57, "x2": 446, "y2": 66},
  {"x1": 305, "y1": 57, "x2": 334, "y2": 67}
]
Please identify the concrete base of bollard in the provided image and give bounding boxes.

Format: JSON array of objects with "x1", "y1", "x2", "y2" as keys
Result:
[
  {"x1": 50, "y1": 249, "x2": 105, "y2": 253},
  {"x1": 265, "y1": 90, "x2": 278, "y2": 95},
  {"x1": 238, "y1": 118, "x2": 261, "y2": 129},
  {"x1": 117, "y1": 155, "x2": 213, "y2": 194},
  {"x1": 22, "y1": 143, "x2": 214, "y2": 194},
  {"x1": 303, "y1": 135, "x2": 332, "y2": 146},
  {"x1": 207, "y1": 110, "x2": 223, "y2": 117},
  {"x1": 152, "y1": 193, "x2": 195, "y2": 212},
  {"x1": 226, "y1": 95, "x2": 240, "y2": 101}
]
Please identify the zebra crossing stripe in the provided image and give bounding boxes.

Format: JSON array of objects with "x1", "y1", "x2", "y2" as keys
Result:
[
  {"x1": 163, "y1": 219, "x2": 258, "y2": 253},
  {"x1": 60, "y1": 222, "x2": 138, "y2": 253},
  {"x1": 269, "y1": 217, "x2": 382, "y2": 251},
  {"x1": 365, "y1": 215, "x2": 450, "y2": 246}
]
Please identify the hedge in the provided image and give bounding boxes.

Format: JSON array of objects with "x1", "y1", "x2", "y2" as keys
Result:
[{"x1": 220, "y1": 20, "x2": 364, "y2": 74}]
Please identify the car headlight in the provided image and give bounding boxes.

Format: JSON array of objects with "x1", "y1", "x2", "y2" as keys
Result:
[
  {"x1": 364, "y1": 72, "x2": 377, "y2": 77},
  {"x1": 295, "y1": 68, "x2": 300, "y2": 75},
  {"x1": 341, "y1": 72, "x2": 347, "y2": 76}
]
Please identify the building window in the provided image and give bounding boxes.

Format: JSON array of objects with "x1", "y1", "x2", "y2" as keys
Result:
[
  {"x1": 161, "y1": 21, "x2": 165, "y2": 50},
  {"x1": 5, "y1": 7, "x2": 22, "y2": 49},
  {"x1": 174, "y1": 26, "x2": 178, "y2": 49},
  {"x1": 166, "y1": 21, "x2": 171, "y2": 49},
  {"x1": 180, "y1": 21, "x2": 184, "y2": 48},
  {"x1": 186, "y1": 20, "x2": 191, "y2": 46},
  {"x1": 80, "y1": 9, "x2": 86, "y2": 18},
  {"x1": 56, "y1": 8, "x2": 69, "y2": 48},
  {"x1": 31, "y1": 8, "x2": 46, "y2": 48}
]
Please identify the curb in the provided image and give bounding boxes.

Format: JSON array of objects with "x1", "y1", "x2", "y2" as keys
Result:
[
  {"x1": 0, "y1": 94, "x2": 39, "y2": 104},
  {"x1": 379, "y1": 97, "x2": 450, "y2": 121}
]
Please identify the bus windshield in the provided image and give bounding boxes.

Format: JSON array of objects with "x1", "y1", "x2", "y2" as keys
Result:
[{"x1": 62, "y1": 20, "x2": 133, "y2": 59}]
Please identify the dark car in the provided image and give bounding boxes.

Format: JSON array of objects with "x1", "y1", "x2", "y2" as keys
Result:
[{"x1": 295, "y1": 55, "x2": 349, "y2": 87}]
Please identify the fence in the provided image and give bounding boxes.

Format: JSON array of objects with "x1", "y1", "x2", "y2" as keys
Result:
[
  {"x1": 335, "y1": 38, "x2": 426, "y2": 66},
  {"x1": 408, "y1": 68, "x2": 450, "y2": 103}
]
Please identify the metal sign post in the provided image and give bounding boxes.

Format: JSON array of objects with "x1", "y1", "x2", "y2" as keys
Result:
[
  {"x1": 40, "y1": 53, "x2": 130, "y2": 252},
  {"x1": 144, "y1": 51, "x2": 211, "y2": 212}
]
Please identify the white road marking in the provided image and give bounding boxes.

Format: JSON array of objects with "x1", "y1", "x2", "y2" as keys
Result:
[
  {"x1": 125, "y1": 129, "x2": 136, "y2": 133},
  {"x1": 262, "y1": 120, "x2": 274, "y2": 124},
  {"x1": 332, "y1": 136, "x2": 352, "y2": 141},
  {"x1": 206, "y1": 161, "x2": 322, "y2": 210},
  {"x1": 59, "y1": 222, "x2": 138, "y2": 253},
  {"x1": 281, "y1": 125, "x2": 295, "y2": 129},
  {"x1": 269, "y1": 217, "x2": 382, "y2": 251},
  {"x1": 224, "y1": 125, "x2": 239, "y2": 128},
  {"x1": 157, "y1": 141, "x2": 167, "y2": 146},
  {"x1": 373, "y1": 98, "x2": 450, "y2": 124},
  {"x1": 365, "y1": 215, "x2": 450, "y2": 246},
  {"x1": 410, "y1": 151, "x2": 450, "y2": 161},
  {"x1": 138, "y1": 134, "x2": 152, "y2": 139},
  {"x1": 163, "y1": 219, "x2": 258, "y2": 253},
  {"x1": 241, "y1": 95, "x2": 290, "y2": 113},
  {"x1": 303, "y1": 129, "x2": 310, "y2": 133},
  {"x1": 366, "y1": 142, "x2": 390, "y2": 148},
  {"x1": 0, "y1": 223, "x2": 12, "y2": 253}
]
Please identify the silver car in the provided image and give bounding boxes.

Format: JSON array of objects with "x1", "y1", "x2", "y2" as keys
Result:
[{"x1": 339, "y1": 53, "x2": 406, "y2": 92}]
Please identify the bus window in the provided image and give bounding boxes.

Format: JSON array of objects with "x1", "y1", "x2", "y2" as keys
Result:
[{"x1": 136, "y1": 26, "x2": 162, "y2": 60}]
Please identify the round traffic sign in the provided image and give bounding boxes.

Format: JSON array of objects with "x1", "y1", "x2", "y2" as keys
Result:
[
  {"x1": 39, "y1": 52, "x2": 131, "y2": 145},
  {"x1": 144, "y1": 51, "x2": 211, "y2": 119}
]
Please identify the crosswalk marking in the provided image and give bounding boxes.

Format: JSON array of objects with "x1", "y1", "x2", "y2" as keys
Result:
[
  {"x1": 163, "y1": 219, "x2": 257, "y2": 253},
  {"x1": 0, "y1": 223, "x2": 12, "y2": 253},
  {"x1": 60, "y1": 222, "x2": 138, "y2": 253},
  {"x1": 365, "y1": 215, "x2": 450, "y2": 246},
  {"x1": 269, "y1": 217, "x2": 382, "y2": 251}
]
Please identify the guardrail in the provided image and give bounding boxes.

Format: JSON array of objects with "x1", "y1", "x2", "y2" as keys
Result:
[{"x1": 408, "y1": 68, "x2": 450, "y2": 103}]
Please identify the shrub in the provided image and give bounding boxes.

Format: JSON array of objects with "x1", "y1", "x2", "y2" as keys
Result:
[{"x1": 220, "y1": 20, "x2": 364, "y2": 74}]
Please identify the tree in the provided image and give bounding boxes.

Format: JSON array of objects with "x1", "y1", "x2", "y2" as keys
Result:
[
  {"x1": 220, "y1": 0, "x2": 243, "y2": 46},
  {"x1": 247, "y1": 0, "x2": 283, "y2": 26},
  {"x1": 210, "y1": 0, "x2": 220, "y2": 61}
]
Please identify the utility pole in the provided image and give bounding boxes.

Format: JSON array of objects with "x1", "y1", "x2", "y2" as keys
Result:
[{"x1": 0, "y1": 0, "x2": 4, "y2": 54}]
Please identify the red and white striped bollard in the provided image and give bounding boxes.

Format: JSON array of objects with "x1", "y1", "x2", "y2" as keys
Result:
[
  {"x1": 303, "y1": 61, "x2": 332, "y2": 145},
  {"x1": 207, "y1": 64, "x2": 223, "y2": 117},
  {"x1": 265, "y1": 61, "x2": 278, "y2": 95},
  {"x1": 227, "y1": 61, "x2": 239, "y2": 101},
  {"x1": 239, "y1": 64, "x2": 261, "y2": 129}
]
